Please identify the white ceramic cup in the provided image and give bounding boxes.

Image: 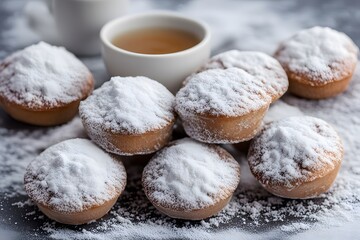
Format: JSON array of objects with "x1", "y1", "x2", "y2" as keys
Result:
[
  {"x1": 27, "y1": 0, "x2": 128, "y2": 56},
  {"x1": 100, "y1": 11, "x2": 211, "y2": 93}
]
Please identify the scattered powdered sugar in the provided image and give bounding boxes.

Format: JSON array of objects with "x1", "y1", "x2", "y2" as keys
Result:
[
  {"x1": 1, "y1": 0, "x2": 360, "y2": 238},
  {"x1": 275, "y1": 26, "x2": 359, "y2": 83},
  {"x1": 176, "y1": 68, "x2": 271, "y2": 117},
  {"x1": 24, "y1": 138, "x2": 126, "y2": 213},
  {"x1": 264, "y1": 100, "x2": 304, "y2": 124},
  {"x1": 0, "y1": 117, "x2": 86, "y2": 196},
  {"x1": 248, "y1": 116, "x2": 343, "y2": 188},
  {"x1": 280, "y1": 222, "x2": 311, "y2": 232},
  {"x1": 79, "y1": 76, "x2": 175, "y2": 134},
  {"x1": 0, "y1": 42, "x2": 92, "y2": 108},
  {"x1": 142, "y1": 138, "x2": 240, "y2": 210},
  {"x1": 201, "y1": 50, "x2": 288, "y2": 100}
]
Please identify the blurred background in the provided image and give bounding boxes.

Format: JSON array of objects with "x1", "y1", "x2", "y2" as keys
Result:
[{"x1": 1, "y1": 0, "x2": 360, "y2": 87}]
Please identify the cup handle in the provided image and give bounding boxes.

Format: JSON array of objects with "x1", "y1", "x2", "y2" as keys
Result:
[{"x1": 25, "y1": 0, "x2": 59, "y2": 44}]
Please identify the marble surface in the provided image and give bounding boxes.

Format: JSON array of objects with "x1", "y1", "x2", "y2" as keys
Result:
[{"x1": 1, "y1": 0, "x2": 360, "y2": 239}]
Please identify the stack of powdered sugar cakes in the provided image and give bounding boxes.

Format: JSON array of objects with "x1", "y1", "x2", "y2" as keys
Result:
[{"x1": 0, "y1": 26, "x2": 356, "y2": 225}]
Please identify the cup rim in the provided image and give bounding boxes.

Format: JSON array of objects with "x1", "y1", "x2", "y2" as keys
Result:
[{"x1": 100, "y1": 11, "x2": 211, "y2": 58}]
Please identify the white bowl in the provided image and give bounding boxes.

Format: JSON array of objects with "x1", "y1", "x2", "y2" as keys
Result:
[{"x1": 100, "y1": 11, "x2": 211, "y2": 93}]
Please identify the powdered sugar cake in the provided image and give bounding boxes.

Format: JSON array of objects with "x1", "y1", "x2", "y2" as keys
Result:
[
  {"x1": 248, "y1": 116, "x2": 343, "y2": 199},
  {"x1": 142, "y1": 138, "x2": 240, "y2": 220},
  {"x1": 176, "y1": 68, "x2": 272, "y2": 143},
  {"x1": 24, "y1": 138, "x2": 127, "y2": 225},
  {"x1": 0, "y1": 42, "x2": 94, "y2": 126},
  {"x1": 79, "y1": 76, "x2": 176, "y2": 155},
  {"x1": 274, "y1": 26, "x2": 358, "y2": 99}
]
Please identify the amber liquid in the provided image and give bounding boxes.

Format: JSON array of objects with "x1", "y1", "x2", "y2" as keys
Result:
[{"x1": 112, "y1": 28, "x2": 200, "y2": 54}]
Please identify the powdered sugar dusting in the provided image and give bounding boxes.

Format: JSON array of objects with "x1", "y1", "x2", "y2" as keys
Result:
[
  {"x1": 201, "y1": 50, "x2": 289, "y2": 101},
  {"x1": 1, "y1": 0, "x2": 360, "y2": 238},
  {"x1": 0, "y1": 42, "x2": 93, "y2": 108},
  {"x1": 264, "y1": 100, "x2": 304, "y2": 124},
  {"x1": 142, "y1": 138, "x2": 240, "y2": 210},
  {"x1": 176, "y1": 68, "x2": 271, "y2": 117},
  {"x1": 275, "y1": 26, "x2": 358, "y2": 83},
  {"x1": 22, "y1": 67, "x2": 357, "y2": 237},
  {"x1": 24, "y1": 138, "x2": 126, "y2": 212},
  {"x1": 248, "y1": 116, "x2": 343, "y2": 188},
  {"x1": 79, "y1": 76, "x2": 175, "y2": 134}
]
